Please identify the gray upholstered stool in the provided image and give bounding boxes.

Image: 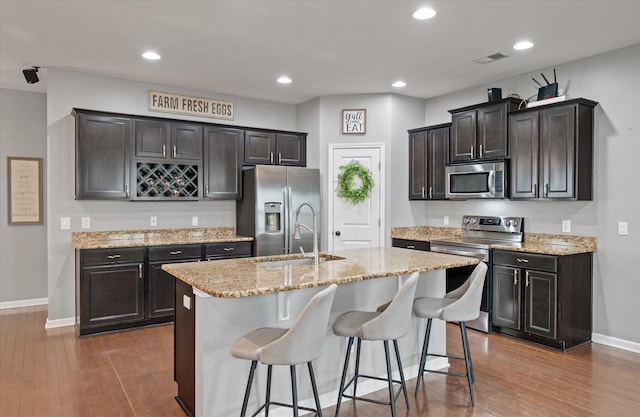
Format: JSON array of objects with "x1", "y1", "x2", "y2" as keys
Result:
[
  {"x1": 332, "y1": 273, "x2": 419, "y2": 417},
  {"x1": 231, "y1": 284, "x2": 337, "y2": 417},
  {"x1": 413, "y1": 262, "x2": 487, "y2": 406}
]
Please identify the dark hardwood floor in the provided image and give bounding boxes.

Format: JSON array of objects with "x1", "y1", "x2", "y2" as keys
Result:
[{"x1": 2, "y1": 305, "x2": 639, "y2": 416}]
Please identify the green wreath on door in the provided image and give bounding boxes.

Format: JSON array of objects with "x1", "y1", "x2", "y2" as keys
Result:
[{"x1": 336, "y1": 160, "x2": 374, "y2": 205}]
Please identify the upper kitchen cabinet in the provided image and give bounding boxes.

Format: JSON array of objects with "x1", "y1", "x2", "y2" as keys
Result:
[
  {"x1": 448, "y1": 98, "x2": 521, "y2": 163},
  {"x1": 134, "y1": 119, "x2": 202, "y2": 161},
  {"x1": 509, "y1": 98, "x2": 597, "y2": 200},
  {"x1": 244, "y1": 130, "x2": 306, "y2": 166},
  {"x1": 408, "y1": 123, "x2": 449, "y2": 200},
  {"x1": 203, "y1": 126, "x2": 244, "y2": 199},
  {"x1": 74, "y1": 110, "x2": 132, "y2": 200}
]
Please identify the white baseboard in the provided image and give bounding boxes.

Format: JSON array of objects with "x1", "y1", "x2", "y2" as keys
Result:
[
  {"x1": 267, "y1": 357, "x2": 449, "y2": 417},
  {"x1": 0, "y1": 297, "x2": 48, "y2": 310},
  {"x1": 592, "y1": 333, "x2": 640, "y2": 354},
  {"x1": 45, "y1": 316, "x2": 76, "y2": 329}
]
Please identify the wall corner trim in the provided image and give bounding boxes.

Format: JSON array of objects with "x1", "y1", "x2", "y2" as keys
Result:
[{"x1": 45, "y1": 316, "x2": 75, "y2": 330}]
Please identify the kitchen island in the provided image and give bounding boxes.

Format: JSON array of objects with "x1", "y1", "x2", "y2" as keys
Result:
[{"x1": 162, "y1": 247, "x2": 479, "y2": 417}]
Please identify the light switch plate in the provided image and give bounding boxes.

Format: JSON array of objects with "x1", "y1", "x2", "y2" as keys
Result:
[
  {"x1": 182, "y1": 294, "x2": 191, "y2": 310},
  {"x1": 60, "y1": 217, "x2": 71, "y2": 230},
  {"x1": 192, "y1": 216, "x2": 198, "y2": 226},
  {"x1": 618, "y1": 221, "x2": 629, "y2": 235},
  {"x1": 150, "y1": 216, "x2": 158, "y2": 227},
  {"x1": 562, "y1": 220, "x2": 571, "y2": 233},
  {"x1": 81, "y1": 217, "x2": 90, "y2": 229}
]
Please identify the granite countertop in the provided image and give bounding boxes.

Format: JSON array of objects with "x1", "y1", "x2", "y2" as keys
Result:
[
  {"x1": 391, "y1": 226, "x2": 596, "y2": 256},
  {"x1": 72, "y1": 227, "x2": 253, "y2": 249},
  {"x1": 161, "y1": 247, "x2": 479, "y2": 298}
]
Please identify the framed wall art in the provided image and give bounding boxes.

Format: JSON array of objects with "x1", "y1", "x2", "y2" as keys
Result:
[
  {"x1": 342, "y1": 109, "x2": 366, "y2": 134},
  {"x1": 7, "y1": 157, "x2": 43, "y2": 225}
]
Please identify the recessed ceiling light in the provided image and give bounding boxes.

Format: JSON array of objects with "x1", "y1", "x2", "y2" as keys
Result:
[
  {"x1": 392, "y1": 80, "x2": 407, "y2": 88},
  {"x1": 277, "y1": 76, "x2": 292, "y2": 84},
  {"x1": 513, "y1": 41, "x2": 534, "y2": 50},
  {"x1": 412, "y1": 7, "x2": 436, "y2": 20},
  {"x1": 142, "y1": 51, "x2": 161, "y2": 60}
]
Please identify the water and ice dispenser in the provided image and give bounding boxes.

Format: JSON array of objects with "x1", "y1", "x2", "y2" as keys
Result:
[{"x1": 264, "y1": 202, "x2": 281, "y2": 232}]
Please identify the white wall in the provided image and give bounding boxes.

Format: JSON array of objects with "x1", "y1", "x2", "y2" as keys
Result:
[
  {"x1": 45, "y1": 70, "x2": 298, "y2": 321},
  {"x1": 0, "y1": 89, "x2": 48, "y2": 304}
]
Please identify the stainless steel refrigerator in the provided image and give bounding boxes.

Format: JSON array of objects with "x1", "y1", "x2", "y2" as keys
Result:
[{"x1": 236, "y1": 166, "x2": 321, "y2": 257}]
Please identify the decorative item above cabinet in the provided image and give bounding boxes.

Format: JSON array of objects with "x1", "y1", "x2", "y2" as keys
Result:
[{"x1": 448, "y1": 98, "x2": 521, "y2": 163}]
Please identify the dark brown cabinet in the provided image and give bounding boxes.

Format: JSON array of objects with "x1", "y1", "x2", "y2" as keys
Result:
[
  {"x1": 492, "y1": 249, "x2": 592, "y2": 350},
  {"x1": 76, "y1": 247, "x2": 145, "y2": 335},
  {"x1": 244, "y1": 130, "x2": 306, "y2": 166},
  {"x1": 408, "y1": 124, "x2": 449, "y2": 200},
  {"x1": 205, "y1": 241, "x2": 252, "y2": 260},
  {"x1": 148, "y1": 244, "x2": 202, "y2": 319},
  {"x1": 75, "y1": 111, "x2": 132, "y2": 199},
  {"x1": 509, "y1": 99, "x2": 597, "y2": 200},
  {"x1": 391, "y1": 238, "x2": 430, "y2": 251},
  {"x1": 134, "y1": 119, "x2": 202, "y2": 161},
  {"x1": 203, "y1": 126, "x2": 244, "y2": 199},
  {"x1": 449, "y1": 99, "x2": 520, "y2": 163}
]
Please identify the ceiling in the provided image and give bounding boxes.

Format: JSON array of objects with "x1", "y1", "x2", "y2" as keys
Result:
[{"x1": 1, "y1": 1, "x2": 639, "y2": 104}]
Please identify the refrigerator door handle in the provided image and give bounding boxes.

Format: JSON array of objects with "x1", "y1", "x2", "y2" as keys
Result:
[{"x1": 283, "y1": 186, "x2": 291, "y2": 254}]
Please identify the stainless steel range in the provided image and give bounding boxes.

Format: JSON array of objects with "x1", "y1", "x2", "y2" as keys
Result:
[{"x1": 430, "y1": 215, "x2": 524, "y2": 333}]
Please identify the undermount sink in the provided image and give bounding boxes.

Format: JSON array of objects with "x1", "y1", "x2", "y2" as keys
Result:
[{"x1": 253, "y1": 254, "x2": 345, "y2": 267}]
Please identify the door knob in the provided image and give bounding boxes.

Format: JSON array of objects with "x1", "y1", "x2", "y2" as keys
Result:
[{"x1": 335, "y1": 231, "x2": 341, "y2": 236}]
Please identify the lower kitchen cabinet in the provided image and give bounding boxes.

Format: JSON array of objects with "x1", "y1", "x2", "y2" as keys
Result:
[
  {"x1": 76, "y1": 241, "x2": 252, "y2": 336},
  {"x1": 492, "y1": 249, "x2": 592, "y2": 350},
  {"x1": 391, "y1": 238, "x2": 430, "y2": 251},
  {"x1": 76, "y1": 247, "x2": 145, "y2": 335}
]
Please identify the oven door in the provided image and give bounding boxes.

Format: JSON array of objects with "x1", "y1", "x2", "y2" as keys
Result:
[{"x1": 430, "y1": 243, "x2": 492, "y2": 333}]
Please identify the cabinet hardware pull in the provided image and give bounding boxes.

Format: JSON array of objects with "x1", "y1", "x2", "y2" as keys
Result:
[
  {"x1": 125, "y1": 184, "x2": 129, "y2": 198},
  {"x1": 162, "y1": 145, "x2": 166, "y2": 158},
  {"x1": 525, "y1": 271, "x2": 530, "y2": 287},
  {"x1": 173, "y1": 145, "x2": 177, "y2": 158},
  {"x1": 429, "y1": 186, "x2": 433, "y2": 199},
  {"x1": 517, "y1": 258, "x2": 529, "y2": 263},
  {"x1": 138, "y1": 264, "x2": 143, "y2": 279},
  {"x1": 544, "y1": 183, "x2": 549, "y2": 198},
  {"x1": 223, "y1": 247, "x2": 234, "y2": 251},
  {"x1": 278, "y1": 153, "x2": 282, "y2": 164},
  {"x1": 479, "y1": 144, "x2": 484, "y2": 158},
  {"x1": 421, "y1": 187, "x2": 425, "y2": 198},
  {"x1": 514, "y1": 270, "x2": 518, "y2": 285},
  {"x1": 107, "y1": 254, "x2": 121, "y2": 260},
  {"x1": 205, "y1": 185, "x2": 208, "y2": 195},
  {"x1": 170, "y1": 250, "x2": 182, "y2": 255},
  {"x1": 270, "y1": 152, "x2": 274, "y2": 164},
  {"x1": 470, "y1": 145, "x2": 474, "y2": 158},
  {"x1": 407, "y1": 245, "x2": 415, "y2": 249}
]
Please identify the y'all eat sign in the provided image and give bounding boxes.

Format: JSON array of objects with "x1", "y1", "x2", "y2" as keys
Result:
[{"x1": 342, "y1": 109, "x2": 366, "y2": 134}]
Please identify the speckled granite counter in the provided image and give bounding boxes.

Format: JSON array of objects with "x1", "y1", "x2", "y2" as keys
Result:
[
  {"x1": 391, "y1": 226, "x2": 596, "y2": 256},
  {"x1": 72, "y1": 227, "x2": 252, "y2": 249},
  {"x1": 162, "y1": 246, "x2": 479, "y2": 298}
]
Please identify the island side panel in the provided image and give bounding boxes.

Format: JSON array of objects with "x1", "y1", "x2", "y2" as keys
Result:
[{"x1": 192, "y1": 270, "x2": 447, "y2": 417}]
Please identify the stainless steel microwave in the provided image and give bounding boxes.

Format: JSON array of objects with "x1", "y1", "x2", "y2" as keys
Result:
[{"x1": 445, "y1": 161, "x2": 507, "y2": 199}]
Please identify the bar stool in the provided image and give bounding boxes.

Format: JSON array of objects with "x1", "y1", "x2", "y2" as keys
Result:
[
  {"x1": 231, "y1": 284, "x2": 337, "y2": 417},
  {"x1": 413, "y1": 262, "x2": 487, "y2": 406},
  {"x1": 332, "y1": 273, "x2": 419, "y2": 417}
]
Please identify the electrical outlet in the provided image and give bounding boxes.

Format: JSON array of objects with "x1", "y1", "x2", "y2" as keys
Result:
[
  {"x1": 444, "y1": 216, "x2": 449, "y2": 226},
  {"x1": 562, "y1": 220, "x2": 571, "y2": 233},
  {"x1": 81, "y1": 217, "x2": 90, "y2": 229},
  {"x1": 618, "y1": 221, "x2": 629, "y2": 235},
  {"x1": 192, "y1": 216, "x2": 198, "y2": 226},
  {"x1": 150, "y1": 216, "x2": 158, "y2": 227},
  {"x1": 60, "y1": 217, "x2": 71, "y2": 230}
]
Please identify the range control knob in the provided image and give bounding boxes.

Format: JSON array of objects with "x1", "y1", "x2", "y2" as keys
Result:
[
  {"x1": 471, "y1": 218, "x2": 477, "y2": 224},
  {"x1": 505, "y1": 219, "x2": 512, "y2": 227},
  {"x1": 463, "y1": 218, "x2": 470, "y2": 224},
  {"x1": 512, "y1": 220, "x2": 519, "y2": 227}
]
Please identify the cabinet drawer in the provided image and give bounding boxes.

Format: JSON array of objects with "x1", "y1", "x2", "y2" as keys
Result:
[
  {"x1": 81, "y1": 247, "x2": 145, "y2": 266},
  {"x1": 205, "y1": 241, "x2": 252, "y2": 259},
  {"x1": 391, "y1": 238, "x2": 430, "y2": 252},
  {"x1": 149, "y1": 244, "x2": 202, "y2": 261},
  {"x1": 493, "y1": 250, "x2": 557, "y2": 272}
]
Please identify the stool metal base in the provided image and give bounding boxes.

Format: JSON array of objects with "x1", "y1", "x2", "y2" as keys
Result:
[{"x1": 335, "y1": 337, "x2": 409, "y2": 417}]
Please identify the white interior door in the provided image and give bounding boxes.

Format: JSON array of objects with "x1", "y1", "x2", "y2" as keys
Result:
[{"x1": 328, "y1": 144, "x2": 384, "y2": 250}]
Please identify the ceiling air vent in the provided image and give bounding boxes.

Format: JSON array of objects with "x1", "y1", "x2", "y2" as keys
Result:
[{"x1": 473, "y1": 52, "x2": 509, "y2": 64}]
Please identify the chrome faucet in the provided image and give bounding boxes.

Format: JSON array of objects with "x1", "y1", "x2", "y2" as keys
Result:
[{"x1": 293, "y1": 202, "x2": 319, "y2": 265}]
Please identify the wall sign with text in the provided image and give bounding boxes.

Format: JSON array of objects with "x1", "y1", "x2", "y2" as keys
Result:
[
  {"x1": 148, "y1": 90, "x2": 234, "y2": 120},
  {"x1": 342, "y1": 109, "x2": 366, "y2": 134}
]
